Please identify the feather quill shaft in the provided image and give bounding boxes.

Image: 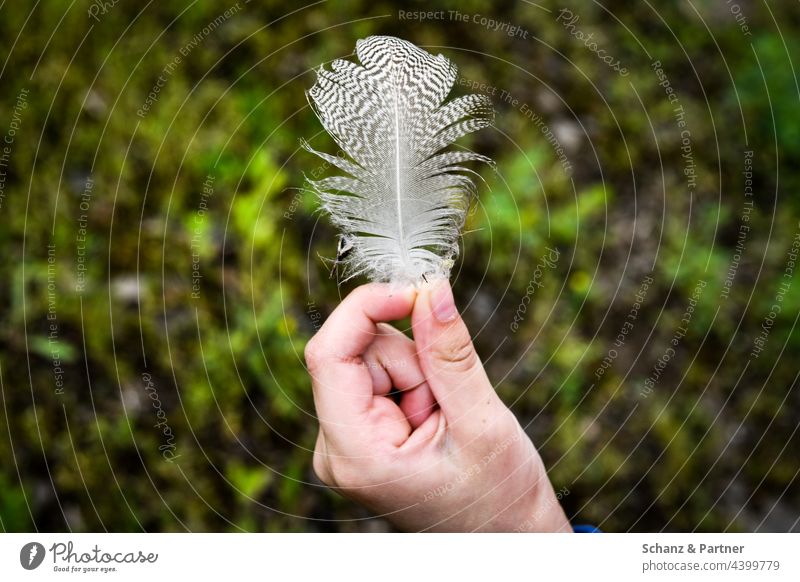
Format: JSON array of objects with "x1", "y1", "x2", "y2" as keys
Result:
[{"x1": 304, "y1": 35, "x2": 494, "y2": 285}]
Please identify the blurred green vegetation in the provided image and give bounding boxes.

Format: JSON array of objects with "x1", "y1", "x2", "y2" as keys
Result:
[{"x1": 0, "y1": 0, "x2": 798, "y2": 532}]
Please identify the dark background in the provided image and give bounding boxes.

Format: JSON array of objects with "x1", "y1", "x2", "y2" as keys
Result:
[{"x1": 1, "y1": 0, "x2": 798, "y2": 532}]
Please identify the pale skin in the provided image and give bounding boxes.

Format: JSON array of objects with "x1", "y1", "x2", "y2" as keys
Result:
[{"x1": 304, "y1": 280, "x2": 572, "y2": 532}]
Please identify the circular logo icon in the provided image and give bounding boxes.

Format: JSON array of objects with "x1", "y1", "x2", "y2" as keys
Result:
[{"x1": 20, "y1": 542, "x2": 46, "y2": 570}]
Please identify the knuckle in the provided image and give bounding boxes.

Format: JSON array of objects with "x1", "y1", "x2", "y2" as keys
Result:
[
  {"x1": 304, "y1": 337, "x2": 321, "y2": 371},
  {"x1": 433, "y1": 330, "x2": 478, "y2": 372}
]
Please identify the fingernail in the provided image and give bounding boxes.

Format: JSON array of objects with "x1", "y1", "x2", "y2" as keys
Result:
[{"x1": 430, "y1": 280, "x2": 458, "y2": 323}]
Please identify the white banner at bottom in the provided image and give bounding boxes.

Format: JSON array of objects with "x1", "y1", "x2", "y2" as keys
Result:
[{"x1": 0, "y1": 533, "x2": 797, "y2": 581}]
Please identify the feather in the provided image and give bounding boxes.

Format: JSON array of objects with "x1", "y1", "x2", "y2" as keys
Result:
[{"x1": 303, "y1": 35, "x2": 494, "y2": 286}]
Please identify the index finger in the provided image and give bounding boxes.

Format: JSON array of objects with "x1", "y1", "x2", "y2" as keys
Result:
[{"x1": 305, "y1": 283, "x2": 417, "y2": 426}]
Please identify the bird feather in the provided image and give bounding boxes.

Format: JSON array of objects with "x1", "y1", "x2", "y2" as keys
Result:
[{"x1": 304, "y1": 35, "x2": 494, "y2": 285}]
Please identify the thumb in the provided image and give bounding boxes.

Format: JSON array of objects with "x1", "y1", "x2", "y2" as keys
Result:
[{"x1": 411, "y1": 280, "x2": 499, "y2": 425}]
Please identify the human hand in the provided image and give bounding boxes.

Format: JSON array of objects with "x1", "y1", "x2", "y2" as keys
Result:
[{"x1": 305, "y1": 281, "x2": 571, "y2": 532}]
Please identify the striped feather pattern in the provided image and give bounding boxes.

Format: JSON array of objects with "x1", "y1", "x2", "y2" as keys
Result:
[{"x1": 304, "y1": 36, "x2": 494, "y2": 284}]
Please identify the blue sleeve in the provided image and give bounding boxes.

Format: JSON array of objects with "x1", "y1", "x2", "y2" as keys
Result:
[{"x1": 572, "y1": 524, "x2": 602, "y2": 533}]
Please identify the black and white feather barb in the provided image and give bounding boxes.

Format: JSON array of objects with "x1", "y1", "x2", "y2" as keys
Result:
[{"x1": 303, "y1": 35, "x2": 494, "y2": 285}]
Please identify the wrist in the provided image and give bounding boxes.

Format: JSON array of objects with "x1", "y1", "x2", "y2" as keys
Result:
[{"x1": 514, "y1": 481, "x2": 572, "y2": 532}]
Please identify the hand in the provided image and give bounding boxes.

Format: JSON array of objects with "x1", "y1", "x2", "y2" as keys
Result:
[{"x1": 304, "y1": 281, "x2": 571, "y2": 532}]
